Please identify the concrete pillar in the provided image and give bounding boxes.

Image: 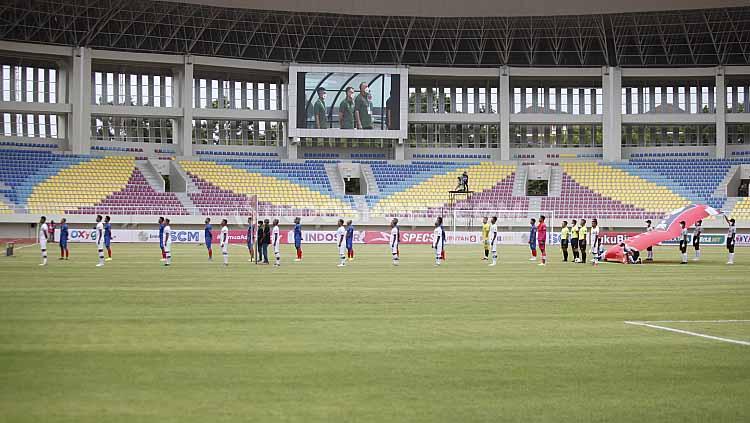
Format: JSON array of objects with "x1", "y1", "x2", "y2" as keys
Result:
[
  {"x1": 175, "y1": 56, "x2": 194, "y2": 157},
  {"x1": 394, "y1": 140, "x2": 405, "y2": 161},
  {"x1": 716, "y1": 67, "x2": 726, "y2": 159},
  {"x1": 68, "y1": 47, "x2": 91, "y2": 154},
  {"x1": 56, "y1": 60, "x2": 69, "y2": 150},
  {"x1": 602, "y1": 66, "x2": 622, "y2": 162},
  {"x1": 499, "y1": 68, "x2": 510, "y2": 161}
]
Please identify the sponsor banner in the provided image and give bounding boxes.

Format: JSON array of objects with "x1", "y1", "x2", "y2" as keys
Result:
[
  {"x1": 58, "y1": 229, "x2": 205, "y2": 244},
  {"x1": 735, "y1": 234, "x2": 750, "y2": 246},
  {"x1": 598, "y1": 232, "x2": 640, "y2": 245},
  {"x1": 661, "y1": 234, "x2": 726, "y2": 246}
]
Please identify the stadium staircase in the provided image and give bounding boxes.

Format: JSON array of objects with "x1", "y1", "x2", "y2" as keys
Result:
[
  {"x1": 512, "y1": 165, "x2": 527, "y2": 197},
  {"x1": 324, "y1": 163, "x2": 346, "y2": 196},
  {"x1": 359, "y1": 163, "x2": 380, "y2": 195},
  {"x1": 135, "y1": 160, "x2": 166, "y2": 192},
  {"x1": 547, "y1": 166, "x2": 563, "y2": 197}
]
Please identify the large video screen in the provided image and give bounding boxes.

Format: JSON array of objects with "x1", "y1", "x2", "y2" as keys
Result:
[{"x1": 296, "y1": 71, "x2": 401, "y2": 131}]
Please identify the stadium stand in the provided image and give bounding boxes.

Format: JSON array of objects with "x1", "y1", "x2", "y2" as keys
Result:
[
  {"x1": 559, "y1": 162, "x2": 690, "y2": 214},
  {"x1": 731, "y1": 197, "x2": 750, "y2": 221},
  {"x1": 180, "y1": 159, "x2": 357, "y2": 217},
  {"x1": 371, "y1": 162, "x2": 516, "y2": 214}
]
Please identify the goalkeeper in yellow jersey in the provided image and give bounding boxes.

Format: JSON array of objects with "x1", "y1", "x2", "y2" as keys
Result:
[{"x1": 481, "y1": 216, "x2": 490, "y2": 260}]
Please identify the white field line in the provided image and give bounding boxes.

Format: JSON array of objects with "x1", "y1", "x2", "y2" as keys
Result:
[
  {"x1": 624, "y1": 320, "x2": 750, "y2": 346},
  {"x1": 642, "y1": 320, "x2": 750, "y2": 323}
]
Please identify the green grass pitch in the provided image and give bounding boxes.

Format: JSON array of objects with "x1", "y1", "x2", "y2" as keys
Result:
[{"x1": 1, "y1": 242, "x2": 749, "y2": 422}]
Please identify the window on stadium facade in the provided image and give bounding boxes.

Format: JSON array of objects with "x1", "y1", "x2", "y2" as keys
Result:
[
  {"x1": 408, "y1": 84, "x2": 498, "y2": 114},
  {"x1": 511, "y1": 84, "x2": 601, "y2": 115},
  {"x1": 726, "y1": 81, "x2": 749, "y2": 113},
  {"x1": 91, "y1": 116, "x2": 173, "y2": 143},
  {"x1": 621, "y1": 124, "x2": 716, "y2": 147},
  {"x1": 91, "y1": 70, "x2": 173, "y2": 107},
  {"x1": 192, "y1": 119, "x2": 282, "y2": 147},
  {"x1": 621, "y1": 81, "x2": 716, "y2": 114},
  {"x1": 728, "y1": 124, "x2": 750, "y2": 145},
  {"x1": 298, "y1": 138, "x2": 392, "y2": 148},
  {"x1": 193, "y1": 77, "x2": 284, "y2": 110},
  {"x1": 1, "y1": 113, "x2": 59, "y2": 138},
  {"x1": 509, "y1": 124, "x2": 602, "y2": 148},
  {"x1": 407, "y1": 123, "x2": 499, "y2": 148},
  {"x1": 1, "y1": 63, "x2": 57, "y2": 103}
]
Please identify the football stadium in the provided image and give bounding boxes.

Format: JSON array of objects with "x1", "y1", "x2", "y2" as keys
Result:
[{"x1": 1, "y1": 0, "x2": 749, "y2": 421}]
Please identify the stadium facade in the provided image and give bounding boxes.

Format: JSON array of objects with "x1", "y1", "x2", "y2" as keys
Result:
[{"x1": 0, "y1": 1, "x2": 750, "y2": 236}]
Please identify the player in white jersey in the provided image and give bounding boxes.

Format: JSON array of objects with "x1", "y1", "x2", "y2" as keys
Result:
[
  {"x1": 272, "y1": 219, "x2": 281, "y2": 267},
  {"x1": 220, "y1": 219, "x2": 229, "y2": 266},
  {"x1": 679, "y1": 221, "x2": 688, "y2": 264},
  {"x1": 590, "y1": 218, "x2": 601, "y2": 266},
  {"x1": 390, "y1": 218, "x2": 400, "y2": 266},
  {"x1": 95, "y1": 215, "x2": 105, "y2": 267},
  {"x1": 336, "y1": 219, "x2": 347, "y2": 267},
  {"x1": 38, "y1": 216, "x2": 48, "y2": 266},
  {"x1": 163, "y1": 218, "x2": 172, "y2": 266},
  {"x1": 692, "y1": 219, "x2": 702, "y2": 261},
  {"x1": 725, "y1": 216, "x2": 736, "y2": 265},
  {"x1": 489, "y1": 216, "x2": 499, "y2": 266},
  {"x1": 432, "y1": 218, "x2": 443, "y2": 266},
  {"x1": 645, "y1": 219, "x2": 654, "y2": 261}
]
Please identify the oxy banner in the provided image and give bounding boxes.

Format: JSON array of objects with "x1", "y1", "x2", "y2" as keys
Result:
[{"x1": 57, "y1": 229, "x2": 205, "y2": 243}]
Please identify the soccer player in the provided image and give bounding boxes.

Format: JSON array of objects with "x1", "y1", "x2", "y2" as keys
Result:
[
  {"x1": 620, "y1": 243, "x2": 642, "y2": 264},
  {"x1": 481, "y1": 217, "x2": 490, "y2": 260},
  {"x1": 679, "y1": 220, "x2": 688, "y2": 264},
  {"x1": 645, "y1": 219, "x2": 654, "y2": 261},
  {"x1": 95, "y1": 215, "x2": 105, "y2": 267},
  {"x1": 432, "y1": 218, "x2": 444, "y2": 266},
  {"x1": 262, "y1": 219, "x2": 271, "y2": 264},
  {"x1": 158, "y1": 216, "x2": 166, "y2": 262},
  {"x1": 578, "y1": 219, "x2": 588, "y2": 264},
  {"x1": 590, "y1": 218, "x2": 601, "y2": 266},
  {"x1": 59, "y1": 218, "x2": 69, "y2": 260},
  {"x1": 163, "y1": 218, "x2": 172, "y2": 266},
  {"x1": 272, "y1": 219, "x2": 281, "y2": 267},
  {"x1": 104, "y1": 215, "x2": 112, "y2": 261},
  {"x1": 560, "y1": 220, "x2": 569, "y2": 262},
  {"x1": 346, "y1": 220, "x2": 355, "y2": 261},
  {"x1": 528, "y1": 218, "x2": 537, "y2": 261},
  {"x1": 725, "y1": 216, "x2": 736, "y2": 265},
  {"x1": 204, "y1": 218, "x2": 213, "y2": 261},
  {"x1": 390, "y1": 218, "x2": 400, "y2": 266},
  {"x1": 570, "y1": 219, "x2": 579, "y2": 262},
  {"x1": 256, "y1": 220, "x2": 264, "y2": 263},
  {"x1": 439, "y1": 217, "x2": 447, "y2": 261},
  {"x1": 38, "y1": 216, "x2": 48, "y2": 266},
  {"x1": 489, "y1": 216, "x2": 499, "y2": 266},
  {"x1": 220, "y1": 219, "x2": 229, "y2": 266},
  {"x1": 247, "y1": 217, "x2": 255, "y2": 262},
  {"x1": 692, "y1": 219, "x2": 702, "y2": 261},
  {"x1": 336, "y1": 219, "x2": 347, "y2": 267},
  {"x1": 293, "y1": 217, "x2": 302, "y2": 262},
  {"x1": 537, "y1": 215, "x2": 547, "y2": 266},
  {"x1": 313, "y1": 87, "x2": 329, "y2": 129}
]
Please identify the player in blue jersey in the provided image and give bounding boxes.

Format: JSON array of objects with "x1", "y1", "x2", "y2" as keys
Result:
[
  {"x1": 247, "y1": 216, "x2": 255, "y2": 262},
  {"x1": 158, "y1": 216, "x2": 166, "y2": 261},
  {"x1": 294, "y1": 217, "x2": 303, "y2": 262},
  {"x1": 528, "y1": 218, "x2": 538, "y2": 261},
  {"x1": 58, "y1": 218, "x2": 69, "y2": 260},
  {"x1": 104, "y1": 215, "x2": 113, "y2": 261},
  {"x1": 345, "y1": 220, "x2": 355, "y2": 261},
  {"x1": 204, "y1": 217, "x2": 213, "y2": 261}
]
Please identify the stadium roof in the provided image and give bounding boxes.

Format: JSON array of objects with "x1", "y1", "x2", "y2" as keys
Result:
[{"x1": 1, "y1": 0, "x2": 750, "y2": 67}]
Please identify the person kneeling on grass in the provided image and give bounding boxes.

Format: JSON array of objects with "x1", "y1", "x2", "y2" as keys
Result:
[{"x1": 620, "y1": 243, "x2": 642, "y2": 264}]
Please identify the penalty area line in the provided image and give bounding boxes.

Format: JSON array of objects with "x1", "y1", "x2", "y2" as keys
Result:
[{"x1": 624, "y1": 321, "x2": 750, "y2": 346}]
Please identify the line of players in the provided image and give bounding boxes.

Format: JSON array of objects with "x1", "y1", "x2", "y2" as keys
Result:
[{"x1": 35, "y1": 213, "x2": 738, "y2": 267}]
